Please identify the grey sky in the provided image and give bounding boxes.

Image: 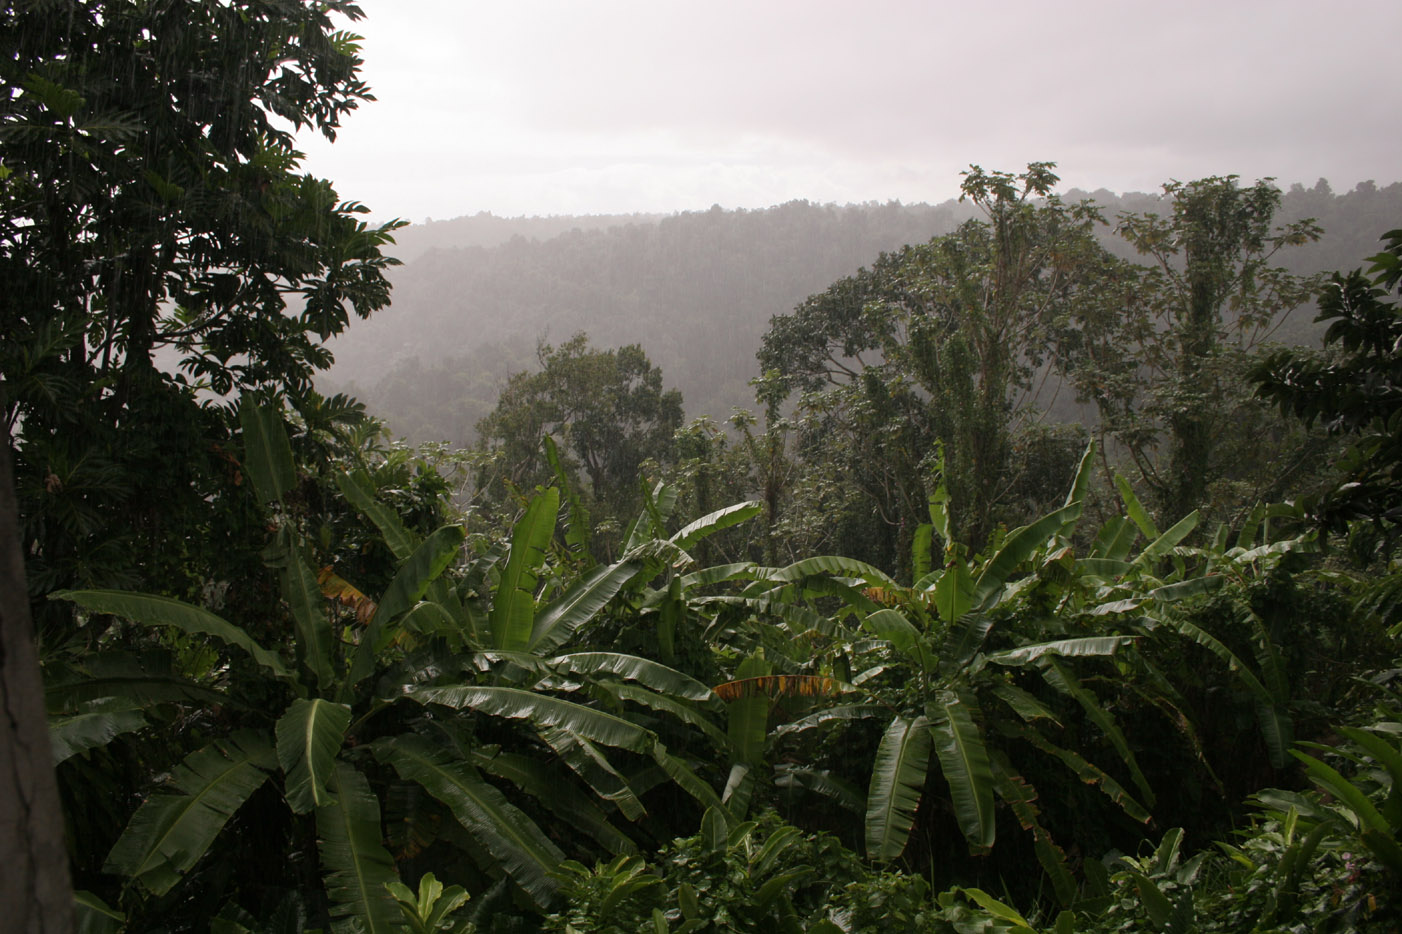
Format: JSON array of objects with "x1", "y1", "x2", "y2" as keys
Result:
[{"x1": 297, "y1": 0, "x2": 1402, "y2": 223}]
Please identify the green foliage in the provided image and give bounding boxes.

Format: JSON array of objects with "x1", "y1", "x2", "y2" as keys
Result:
[
  {"x1": 1, "y1": 0, "x2": 404, "y2": 622},
  {"x1": 475, "y1": 335, "x2": 684, "y2": 553},
  {"x1": 545, "y1": 811, "x2": 867, "y2": 934},
  {"x1": 1062, "y1": 176, "x2": 1325, "y2": 524},
  {"x1": 1253, "y1": 228, "x2": 1402, "y2": 555},
  {"x1": 757, "y1": 163, "x2": 1112, "y2": 557}
]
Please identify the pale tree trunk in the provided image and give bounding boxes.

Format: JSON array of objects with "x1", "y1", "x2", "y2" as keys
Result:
[{"x1": 0, "y1": 424, "x2": 74, "y2": 933}]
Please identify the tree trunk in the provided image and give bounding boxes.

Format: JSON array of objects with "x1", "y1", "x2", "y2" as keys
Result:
[{"x1": 0, "y1": 425, "x2": 75, "y2": 933}]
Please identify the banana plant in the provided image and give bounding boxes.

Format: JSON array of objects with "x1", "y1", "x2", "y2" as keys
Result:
[
  {"x1": 751, "y1": 443, "x2": 1157, "y2": 903},
  {"x1": 49, "y1": 404, "x2": 729, "y2": 925},
  {"x1": 49, "y1": 400, "x2": 445, "y2": 931}
]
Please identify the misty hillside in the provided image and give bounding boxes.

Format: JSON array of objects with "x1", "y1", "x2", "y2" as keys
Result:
[{"x1": 322, "y1": 179, "x2": 1402, "y2": 447}]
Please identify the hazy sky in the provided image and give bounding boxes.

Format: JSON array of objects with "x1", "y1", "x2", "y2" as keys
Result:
[{"x1": 297, "y1": 0, "x2": 1402, "y2": 223}]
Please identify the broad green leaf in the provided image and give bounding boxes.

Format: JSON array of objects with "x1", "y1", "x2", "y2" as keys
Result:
[
  {"x1": 670, "y1": 501, "x2": 762, "y2": 552},
  {"x1": 1077, "y1": 557, "x2": 1132, "y2": 579},
  {"x1": 490, "y1": 488, "x2": 560, "y2": 651},
  {"x1": 652, "y1": 743, "x2": 728, "y2": 814},
  {"x1": 724, "y1": 654, "x2": 771, "y2": 767},
  {"x1": 984, "y1": 636, "x2": 1136, "y2": 668},
  {"x1": 1338, "y1": 727, "x2": 1402, "y2": 797},
  {"x1": 588, "y1": 686, "x2": 724, "y2": 748},
  {"x1": 336, "y1": 470, "x2": 419, "y2": 559},
  {"x1": 1062, "y1": 440, "x2": 1097, "y2": 515},
  {"x1": 990, "y1": 764, "x2": 1076, "y2": 908},
  {"x1": 541, "y1": 726, "x2": 646, "y2": 820},
  {"x1": 74, "y1": 890, "x2": 125, "y2": 933},
  {"x1": 1129, "y1": 510, "x2": 1200, "y2": 572},
  {"x1": 988, "y1": 683, "x2": 1060, "y2": 724},
  {"x1": 346, "y1": 524, "x2": 467, "y2": 693},
  {"x1": 1041, "y1": 659, "x2": 1155, "y2": 807},
  {"x1": 1114, "y1": 474, "x2": 1160, "y2": 540},
  {"x1": 1153, "y1": 617, "x2": 1290, "y2": 768},
  {"x1": 316, "y1": 762, "x2": 401, "y2": 934},
  {"x1": 1148, "y1": 575, "x2": 1225, "y2": 603},
  {"x1": 552, "y1": 652, "x2": 715, "y2": 701},
  {"x1": 761, "y1": 554, "x2": 899, "y2": 591},
  {"x1": 376, "y1": 736, "x2": 562, "y2": 910},
  {"x1": 409, "y1": 685, "x2": 653, "y2": 753},
  {"x1": 930, "y1": 695, "x2": 996, "y2": 851},
  {"x1": 771, "y1": 704, "x2": 884, "y2": 738},
  {"x1": 933, "y1": 560, "x2": 974, "y2": 624},
  {"x1": 1124, "y1": 871, "x2": 1172, "y2": 929},
  {"x1": 282, "y1": 547, "x2": 334, "y2": 693},
  {"x1": 677, "y1": 561, "x2": 759, "y2": 591},
  {"x1": 863, "y1": 608, "x2": 932, "y2": 669},
  {"x1": 105, "y1": 732, "x2": 274, "y2": 894},
  {"x1": 1001, "y1": 720, "x2": 1151, "y2": 823},
  {"x1": 276, "y1": 698, "x2": 351, "y2": 813},
  {"x1": 239, "y1": 400, "x2": 296, "y2": 507},
  {"x1": 1091, "y1": 516, "x2": 1139, "y2": 561},
  {"x1": 49, "y1": 698, "x2": 146, "y2": 764},
  {"x1": 472, "y1": 749, "x2": 637, "y2": 855},
  {"x1": 772, "y1": 765, "x2": 866, "y2": 813},
  {"x1": 973, "y1": 504, "x2": 1079, "y2": 608},
  {"x1": 53, "y1": 590, "x2": 289, "y2": 680},
  {"x1": 373, "y1": 525, "x2": 467, "y2": 633},
  {"x1": 544, "y1": 435, "x2": 593, "y2": 563},
  {"x1": 928, "y1": 445, "x2": 953, "y2": 546},
  {"x1": 865, "y1": 715, "x2": 932, "y2": 861},
  {"x1": 912, "y1": 522, "x2": 934, "y2": 582},
  {"x1": 529, "y1": 558, "x2": 638, "y2": 654},
  {"x1": 961, "y1": 888, "x2": 1036, "y2": 930}
]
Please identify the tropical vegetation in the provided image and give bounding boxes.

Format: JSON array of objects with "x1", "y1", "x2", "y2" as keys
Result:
[{"x1": 3, "y1": 4, "x2": 1402, "y2": 933}]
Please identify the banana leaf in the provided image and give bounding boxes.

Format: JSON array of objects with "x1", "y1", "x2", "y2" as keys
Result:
[
  {"x1": 490, "y1": 488, "x2": 560, "y2": 652},
  {"x1": 282, "y1": 546, "x2": 335, "y2": 693},
  {"x1": 316, "y1": 761, "x2": 402, "y2": 933},
  {"x1": 374, "y1": 735, "x2": 562, "y2": 911},
  {"x1": 238, "y1": 400, "x2": 296, "y2": 507},
  {"x1": 973, "y1": 504, "x2": 1079, "y2": 608},
  {"x1": 408, "y1": 685, "x2": 654, "y2": 753},
  {"x1": 930, "y1": 694, "x2": 996, "y2": 851},
  {"x1": 52, "y1": 590, "x2": 289, "y2": 680},
  {"x1": 540, "y1": 726, "x2": 646, "y2": 820},
  {"x1": 529, "y1": 558, "x2": 638, "y2": 654},
  {"x1": 471, "y1": 748, "x2": 637, "y2": 855},
  {"x1": 105, "y1": 731, "x2": 274, "y2": 894},
  {"x1": 48, "y1": 698, "x2": 146, "y2": 764},
  {"x1": 865, "y1": 715, "x2": 932, "y2": 861},
  {"x1": 336, "y1": 469, "x2": 419, "y2": 560},
  {"x1": 276, "y1": 698, "x2": 351, "y2": 813},
  {"x1": 669, "y1": 501, "x2": 763, "y2": 552}
]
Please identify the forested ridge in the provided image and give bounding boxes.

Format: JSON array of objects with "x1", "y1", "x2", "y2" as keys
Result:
[
  {"x1": 5, "y1": 5, "x2": 1402, "y2": 934},
  {"x1": 325, "y1": 180, "x2": 1402, "y2": 448}
]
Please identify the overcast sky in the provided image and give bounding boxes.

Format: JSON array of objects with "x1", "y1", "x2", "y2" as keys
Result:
[{"x1": 296, "y1": 0, "x2": 1402, "y2": 223}]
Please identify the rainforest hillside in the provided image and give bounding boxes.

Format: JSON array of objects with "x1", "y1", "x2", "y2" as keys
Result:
[{"x1": 324, "y1": 180, "x2": 1402, "y2": 446}]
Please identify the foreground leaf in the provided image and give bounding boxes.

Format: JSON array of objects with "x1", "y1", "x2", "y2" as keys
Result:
[
  {"x1": 375, "y1": 735, "x2": 563, "y2": 910},
  {"x1": 865, "y1": 715, "x2": 932, "y2": 861},
  {"x1": 276, "y1": 698, "x2": 351, "y2": 813},
  {"x1": 105, "y1": 731, "x2": 274, "y2": 894},
  {"x1": 316, "y1": 762, "x2": 401, "y2": 933},
  {"x1": 52, "y1": 590, "x2": 289, "y2": 680}
]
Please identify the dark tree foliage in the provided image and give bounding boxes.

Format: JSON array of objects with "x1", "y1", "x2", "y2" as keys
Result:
[
  {"x1": 0, "y1": 0, "x2": 403, "y2": 617},
  {"x1": 1253, "y1": 228, "x2": 1402, "y2": 553},
  {"x1": 757, "y1": 164, "x2": 1111, "y2": 556},
  {"x1": 1063, "y1": 177, "x2": 1323, "y2": 523},
  {"x1": 475, "y1": 335, "x2": 684, "y2": 545}
]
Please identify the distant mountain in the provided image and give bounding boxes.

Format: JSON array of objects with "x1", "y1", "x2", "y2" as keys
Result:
[{"x1": 321, "y1": 181, "x2": 1402, "y2": 447}]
